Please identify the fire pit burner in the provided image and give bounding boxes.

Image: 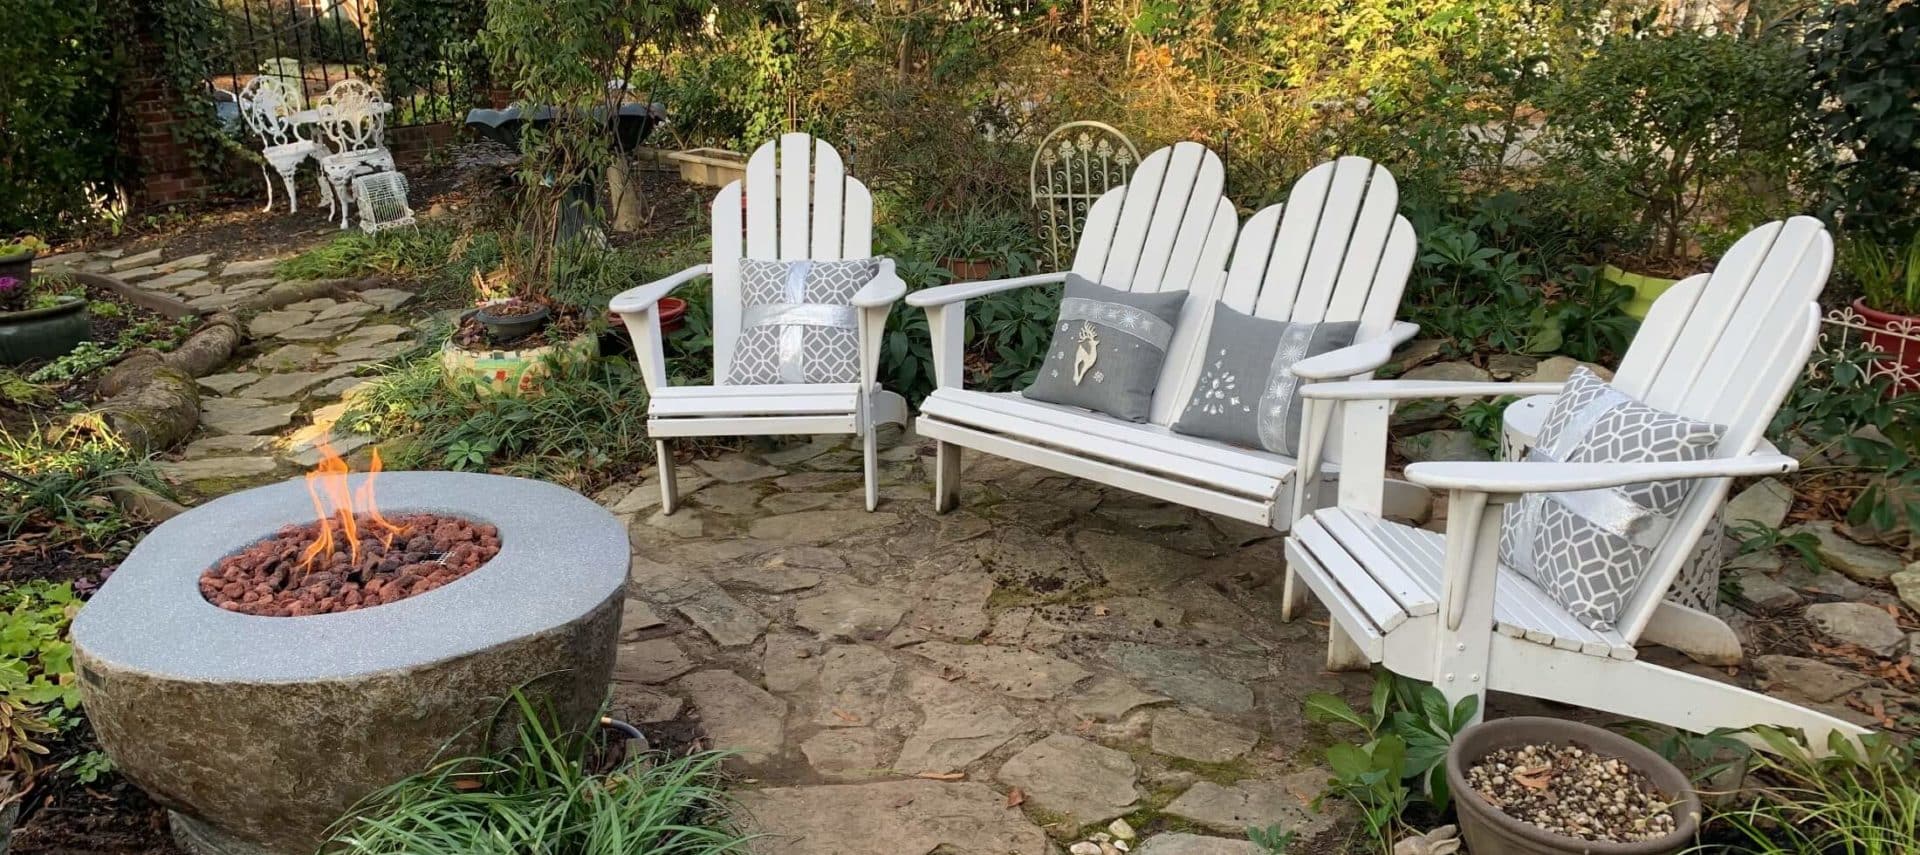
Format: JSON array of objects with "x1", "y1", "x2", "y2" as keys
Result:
[{"x1": 199, "y1": 513, "x2": 500, "y2": 616}]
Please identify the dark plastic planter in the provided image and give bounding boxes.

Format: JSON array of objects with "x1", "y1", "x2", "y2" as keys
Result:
[
  {"x1": 1445, "y1": 717, "x2": 1700, "y2": 855},
  {"x1": 476, "y1": 303, "x2": 551, "y2": 343},
  {"x1": 0, "y1": 249, "x2": 34, "y2": 284},
  {"x1": 0, "y1": 296, "x2": 89, "y2": 365}
]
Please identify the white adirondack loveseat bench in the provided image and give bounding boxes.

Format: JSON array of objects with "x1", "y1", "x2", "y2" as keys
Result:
[{"x1": 908, "y1": 144, "x2": 1419, "y2": 531}]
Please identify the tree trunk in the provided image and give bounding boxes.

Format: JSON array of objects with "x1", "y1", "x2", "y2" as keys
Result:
[{"x1": 82, "y1": 313, "x2": 242, "y2": 454}]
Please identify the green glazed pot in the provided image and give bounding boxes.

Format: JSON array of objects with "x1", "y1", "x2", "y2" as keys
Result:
[
  {"x1": 1603, "y1": 264, "x2": 1681, "y2": 321},
  {"x1": 0, "y1": 296, "x2": 90, "y2": 365}
]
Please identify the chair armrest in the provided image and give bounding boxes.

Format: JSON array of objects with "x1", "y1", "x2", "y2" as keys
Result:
[
  {"x1": 905, "y1": 271, "x2": 1070, "y2": 307},
  {"x1": 1405, "y1": 454, "x2": 1799, "y2": 493},
  {"x1": 1300, "y1": 379, "x2": 1565, "y2": 401},
  {"x1": 854, "y1": 259, "x2": 906, "y2": 308},
  {"x1": 1291, "y1": 321, "x2": 1421, "y2": 380},
  {"x1": 609, "y1": 264, "x2": 711, "y2": 315}
]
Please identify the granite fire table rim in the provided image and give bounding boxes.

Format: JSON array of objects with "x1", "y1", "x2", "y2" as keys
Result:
[{"x1": 72, "y1": 471, "x2": 628, "y2": 683}]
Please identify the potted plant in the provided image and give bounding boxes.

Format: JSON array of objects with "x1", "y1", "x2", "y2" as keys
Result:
[
  {"x1": 1839, "y1": 230, "x2": 1920, "y2": 389},
  {"x1": 0, "y1": 274, "x2": 90, "y2": 366},
  {"x1": 919, "y1": 208, "x2": 1037, "y2": 282},
  {"x1": 1541, "y1": 28, "x2": 1804, "y2": 318},
  {"x1": 0, "y1": 236, "x2": 48, "y2": 284},
  {"x1": 1445, "y1": 717, "x2": 1700, "y2": 855},
  {"x1": 1, "y1": 688, "x2": 56, "y2": 854}
]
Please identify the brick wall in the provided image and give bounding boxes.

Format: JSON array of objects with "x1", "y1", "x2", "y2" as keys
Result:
[{"x1": 127, "y1": 31, "x2": 211, "y2": 206}]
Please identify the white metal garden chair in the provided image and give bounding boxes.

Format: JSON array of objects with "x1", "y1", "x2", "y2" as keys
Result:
[
  {"x1": 313, "y1": 79, "x2": 398, "y2": 230},
  {"x1": 236, "y1": 76, "x2": 328, "y2": 216},
  {"x1": 609, "y1": 134, "x2": 909, "y2": 512},
  {"x1": 909, "y1": 150, "x2": 1419, "y2": 532},
  {"x1": 1281, "y1": 216, "x2": 1870, "y2": 745}
]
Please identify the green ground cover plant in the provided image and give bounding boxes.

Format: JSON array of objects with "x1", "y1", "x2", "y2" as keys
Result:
[
  {"x1": 325, "y1": 695, "x2": 749, "y2": 855},
  {"x1": 1304, "y1": 670, "x2": 1479, "y2": 854}
]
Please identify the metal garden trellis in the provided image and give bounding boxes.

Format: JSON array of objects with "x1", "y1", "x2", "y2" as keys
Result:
[{"x1": 1029, "y1": 121, "x2": 1141, "y2": 269}]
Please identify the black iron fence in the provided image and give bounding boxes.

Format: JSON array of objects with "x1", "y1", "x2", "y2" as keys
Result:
[{"x1": 201, "y1": 0, "x2": 487, "y2": 128}]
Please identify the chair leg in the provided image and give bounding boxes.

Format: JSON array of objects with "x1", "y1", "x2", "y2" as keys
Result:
[
  {"x1": 277, "y1": 166, "x2": 302, "y2": 215},
  {"x1": 1325, "y1": 626, "x2": 1373, "y2": 673},
  {"x1": 261, "y1": 163, "x2": 276, "y2": 213},
  {"x1": 655, "y1": 439, "x2": 679, "y2": 515},
  {"x1": 1279, "y1": 569, "x2": 1312, "y2": 622},
  {"x1": 328, "y1": 173, "x2": 352, "y2": 229},
  {"x1": 932, "y1": 440, "x2": 961, "y2": 513},
  {"x1": 316, "y1": 172, "x2": 334, "y2": 213},
  {"x1": 862, "y1": 428, "x2": 880, "y2": 512}
]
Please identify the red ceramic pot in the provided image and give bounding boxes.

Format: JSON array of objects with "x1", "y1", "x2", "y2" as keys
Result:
[
  {"x1": 941, "y1": 258, "x2": 994, "y2": 282},
  {"x1": 657, "y1": 296, "x2": 688, "y2": 333},
  {"x1": 1850, "y1": 297, "x2": 1920, "y2": 391}
]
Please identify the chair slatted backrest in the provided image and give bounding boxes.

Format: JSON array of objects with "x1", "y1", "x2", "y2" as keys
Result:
[
  {"x1": 1159, "y1": 157, "x2": 1417, "y2": 449},
  {"x1": 1604, "y1": 217, "x2": 1832, "y2": 642},
  {"x1": 1070, "y1": 142, "x2": 1238, "y2": 425},
  {"x1": 710, "y1": 133, "x2": 874, "y2": 382}
]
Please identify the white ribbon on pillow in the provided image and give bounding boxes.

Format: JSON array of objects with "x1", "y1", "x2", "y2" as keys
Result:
[
  {"x1": 1510, "y1": 385, "x2": 1671, "y2": 572},
  {"x1": 738, "y1": 260, "x2": 860, "y2": 383}
]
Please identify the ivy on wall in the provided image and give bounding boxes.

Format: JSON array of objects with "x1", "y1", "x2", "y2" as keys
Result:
[{"x1": 147, "y1": 0, "x2": 249, "y2": 188}]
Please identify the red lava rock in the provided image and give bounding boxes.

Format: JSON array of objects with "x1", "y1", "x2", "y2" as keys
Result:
[{"x1": 199, "y1": 513, "x2": 498, "y2": 617}]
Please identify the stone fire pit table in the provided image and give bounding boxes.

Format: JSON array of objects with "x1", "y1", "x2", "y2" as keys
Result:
[{"x1": 72, "y1": 472, "x2": 628, "y2": 855}]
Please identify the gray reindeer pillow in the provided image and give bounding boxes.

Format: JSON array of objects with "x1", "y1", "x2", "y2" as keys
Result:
[
  {"x1": 1023, "y1": 274, "x2": 1188, "y2": 422},
  {"x1": 727, "y1": 258, "x2": 876, "y2": 385},
  {"x1": 1499, "y1": 367, "x2": 1724, "y2": 631}
]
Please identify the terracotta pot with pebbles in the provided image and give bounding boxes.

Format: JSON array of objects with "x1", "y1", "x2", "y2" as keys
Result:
[{"x1": 1445, "y1": 717, "x2": 1700, "y2": 855}]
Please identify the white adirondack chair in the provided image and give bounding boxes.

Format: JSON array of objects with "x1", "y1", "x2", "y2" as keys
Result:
[
  {"x1": 909, "y1": 149, "x2": 1419, "y2": 531},
  {"x1": 609, "y1": 134, "x2": 908, "y2": 512},
  {"x1": 1282, "y1": 217, "x2": 1870, "y2": 745}
]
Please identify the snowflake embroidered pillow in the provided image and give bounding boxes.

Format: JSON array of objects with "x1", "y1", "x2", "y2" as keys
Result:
[
  {"x1": 727, "y1": 258, "x2": 876, "y2": 385},
  {"x1": 1170, "y1": 303, "x2": 1358, "y2": 457},
  {"x1": 1497, "y1": 367, "x2": 1725, "y2": 631},
  {"x1": 1022, "y1": 274, "x2": 1188, "y2": 422}
]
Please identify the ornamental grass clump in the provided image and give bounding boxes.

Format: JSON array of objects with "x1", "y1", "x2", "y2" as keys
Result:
[{"x1": 324, "y1": 694, "x2": 750, "y2": 855}]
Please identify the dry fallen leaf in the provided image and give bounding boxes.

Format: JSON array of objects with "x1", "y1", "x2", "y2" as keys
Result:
[
  {"x1": 916, "y1": 771, "x2": 966, "y2": 781},
  {"x1": 1006, "y1": 787, "x2": 1026, "y2": 807},
  {"x1": 1514, "y1": 765, "x2": 1553, "y2": 790},
  {"x1": 831, "y1": 708, "x2": 862, "y2": 724},
  {"x1": 1093, "y1": 605, "x2": 1110, "y2": 616}
]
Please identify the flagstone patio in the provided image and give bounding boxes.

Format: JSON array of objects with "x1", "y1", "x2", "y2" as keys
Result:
[{"x1": 89, "y1": 243, "x2": 1911, "y2": 854}]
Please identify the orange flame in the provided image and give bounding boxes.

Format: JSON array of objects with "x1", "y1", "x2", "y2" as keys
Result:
[{"x1": 300, "y1": 440, "x2": 407, "y2": 572}]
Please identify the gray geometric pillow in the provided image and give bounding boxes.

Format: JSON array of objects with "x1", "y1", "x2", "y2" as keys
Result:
[
  {"x1": 1498, "y1": 367, "x2": 1724, "y2": 630},
  {"x1": 1170, "y1": 301, "x2": 1358, "y2": 457},
  {"x1": 1023, "y1": 274, "x2": 1187, "y2": 423},
  {"x1": 727, "y1": 258, "x2": 877, "y2": 385}
]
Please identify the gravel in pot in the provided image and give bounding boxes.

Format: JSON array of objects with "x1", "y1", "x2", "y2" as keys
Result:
[{"x1": 1445, "y1": 716, "x2": 1700, "y2": 855}]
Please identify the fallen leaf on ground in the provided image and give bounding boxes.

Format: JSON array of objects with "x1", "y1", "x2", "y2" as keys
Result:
[
  {"x1": 1007, "y1": 787, "x2": 1025, "y2": 807},
  {"x1": 916, "y1": 771, "x2": 966, "y2": 781}
]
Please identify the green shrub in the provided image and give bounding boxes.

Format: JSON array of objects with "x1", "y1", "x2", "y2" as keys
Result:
[
  {"x1": 341, "y1": 354, "x2": 654, "y2": 493},
  {"x1": 1538, "y1": 25, "x2": 1809, "y2": 266},
  {"x1": 1713, "y1": 727, "x2": 1920, "y2": 853},
  {"x1": 0, "y1": 0, "x2": 121, "y2": 235},
  {"x1": 1304, "y1": 670, "x2": 1479, "y2": 854},
  {"x1": 325, "y1": 694, "x2": 749, "y2": 855},
  {"x1": 1769, "y1": 342, "x2": 1920, "y2": 539},
  {"x1": 1802, "y1": 0, "x2": 1920, "y2": 247},
  {"x1": 0, "y1": 431, "x2": 166, "y2": 555}
]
